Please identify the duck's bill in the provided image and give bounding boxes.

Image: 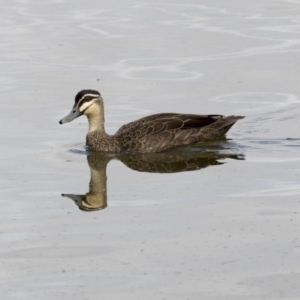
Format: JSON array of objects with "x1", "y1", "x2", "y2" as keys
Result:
[{"x1": 59, "y1": 106, "x2": 82, "y2": 124}]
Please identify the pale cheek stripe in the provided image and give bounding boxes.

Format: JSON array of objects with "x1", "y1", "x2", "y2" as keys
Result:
[{"x1": 79, "y1": 101, "x2": 93, "y2": 112}]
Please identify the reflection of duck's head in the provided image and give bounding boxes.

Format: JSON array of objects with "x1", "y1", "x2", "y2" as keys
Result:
[
  {"x1": 59, "y1": 89, "x2": 103, "y2": 125},
  {"x1": 62, "y1": 192, "x2": 107, "y2": 211},
  {"x1": 61, "y1": 153, "x2": 109, "y2": 212}
]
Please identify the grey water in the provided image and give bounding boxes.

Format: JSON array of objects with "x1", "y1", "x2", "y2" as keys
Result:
[{"x1": 1, "y1": 1, "x2": 300, "y2": 299}]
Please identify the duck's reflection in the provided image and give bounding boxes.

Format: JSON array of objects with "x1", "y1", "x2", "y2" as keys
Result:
[
  {"x1": 62, "y1": 144, "x2": 244, "y2": 211},
  {"x1": 62, "y1": 154, "x2": 110, "y2": 211}
]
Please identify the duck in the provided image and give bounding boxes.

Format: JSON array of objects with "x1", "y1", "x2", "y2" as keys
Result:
[{"x1": 59, "y1": 89, "x2": 244, "y2": 153}]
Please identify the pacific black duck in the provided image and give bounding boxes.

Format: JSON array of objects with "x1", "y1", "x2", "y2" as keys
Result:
[{"x1": 59, "y1": 89, "x2": 244, "y2": 153}]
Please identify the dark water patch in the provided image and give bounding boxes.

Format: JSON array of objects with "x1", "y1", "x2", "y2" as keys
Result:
[
  {"x1": 285, "y1": 144, "x2": 300, "y2": 148},
  {"x1": 286, "y1": 138, "x2": 300, "y2": 141},
  {"x1": 239, "y1": 137, "x2": 300, "y2": 152},
  {"x1": 257, "y1": 140, "x2": 283, "y2": 145}
]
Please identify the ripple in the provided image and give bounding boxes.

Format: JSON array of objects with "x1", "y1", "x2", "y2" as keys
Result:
[
  {"x1": 110, "y1": 58, "x2": 203, "y2": 81},
  {"x1": 67, "y1": 143, "x2": 88, "y2": 155},
  {"x1": 110, "y1": 200, "x2": 161, "y2": 207},
  {"x1": 210, "y1": 92, "x2": 300, "y2": 115},
  {"x1": 225, "y1": 183, "x2": 300, "y2": 197},
  {"x1": 237, "y1": 137, "x2": 300, "y2": 160}
]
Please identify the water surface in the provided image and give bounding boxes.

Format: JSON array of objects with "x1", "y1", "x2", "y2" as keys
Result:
[{"x1": 1, "y1": 1, "x2": 300, "y2": 299}]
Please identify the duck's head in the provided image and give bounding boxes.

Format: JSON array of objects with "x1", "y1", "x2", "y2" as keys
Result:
[{"x1": 59, "y1": 89, "x2": 102, "y2": 124}]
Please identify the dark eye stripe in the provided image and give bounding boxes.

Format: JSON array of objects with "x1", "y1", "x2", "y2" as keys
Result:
[
  {"x1": 78, "y1": 97, "x2": 93, "y2": 107},
  {"x1": 78, "y1": 94, "x2": 98, "y2": 103}
]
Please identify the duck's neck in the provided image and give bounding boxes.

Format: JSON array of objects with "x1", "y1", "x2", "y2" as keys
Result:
[{"x1": 85, "y1": 100, "x2": 106, "y2": 134}]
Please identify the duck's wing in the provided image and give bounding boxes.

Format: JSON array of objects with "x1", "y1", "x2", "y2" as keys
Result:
[
  {"x1": 116, "y1": 113, "x2": 224, "y2": 136},
  {"x1": 116, "y1": 114, "x2": 244, "y2": 152}
]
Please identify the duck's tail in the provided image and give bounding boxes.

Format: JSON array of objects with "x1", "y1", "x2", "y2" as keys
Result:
[{"x1": 206, "y1": 115, "x2": 245, "y2": 136}]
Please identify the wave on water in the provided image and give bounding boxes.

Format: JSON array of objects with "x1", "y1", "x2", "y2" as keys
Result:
[{"x1": 67, "y1": 143, "x2": 89, "y2": 155}]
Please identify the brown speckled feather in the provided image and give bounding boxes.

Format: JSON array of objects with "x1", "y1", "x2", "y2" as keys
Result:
[{"x1": 114, "y1": 114, "x2": 242, "y2": 152}]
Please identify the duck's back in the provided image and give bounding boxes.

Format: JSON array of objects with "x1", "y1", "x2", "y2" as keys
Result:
[{"x1": 114, "y1": 113, "x2": 243, "y2": 153}]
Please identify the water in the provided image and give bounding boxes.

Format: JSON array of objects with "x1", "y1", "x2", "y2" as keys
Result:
[{"x1": 1, "y1": 0, "x2": 300, "y2": 299}]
